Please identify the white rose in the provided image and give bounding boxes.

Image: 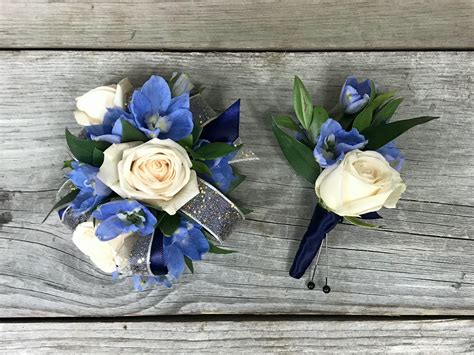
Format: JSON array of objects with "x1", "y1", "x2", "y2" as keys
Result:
[
  {"x1": 315, "y1": 150, "x2": 406, "y2": 217},
  {"x1": 74, "y1": 78, "x2": 133, "y2": 126},
  {"x1": 97, "y1": 138, "x2": 199, "y2": 215},
  {"x1": 72, "y1": 222, "x2": 135, "y2": 274}
]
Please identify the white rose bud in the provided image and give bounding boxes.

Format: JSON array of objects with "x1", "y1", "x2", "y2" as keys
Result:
[
  {"x1": 97, "y1": 138, "x2": 199, "y2": 215},
  {"x1": 315, "y1": 150, "x2": 406, "y2": 217},
  {"x1": 72, "y1": 222, "x2": 135, "y2": 274},
  {"x1": 74, "y1": 78, "x2": 133, "y2": 126}
]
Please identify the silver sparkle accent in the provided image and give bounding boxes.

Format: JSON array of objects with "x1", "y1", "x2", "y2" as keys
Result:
[{"x1": 181, "y1": 179, "x2": 245, "y2": 244}]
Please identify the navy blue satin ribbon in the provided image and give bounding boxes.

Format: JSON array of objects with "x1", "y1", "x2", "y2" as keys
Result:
[
  {"x1": 289, "y1": 207, "x2": 382, "y2": 279},
  {"x1": 289, "y1": 205, "x2": 342, "y2": 279},
  {"x1": 200, "y1": 100, "x2": 240, "y2": 143},
  {"x1": 149, "y1": 228, "x2": 168, "y2": 276}
]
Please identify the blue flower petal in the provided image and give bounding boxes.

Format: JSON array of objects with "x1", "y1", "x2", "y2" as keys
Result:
[
  {"x1": 176, "y1": 228, "x2": 209, "y2": 261},
  {"x1": 130, "y1": 90, "x2": 152, "y2": 127},
  {"x1": 164, "y1": 243, "x2": 185, "y2": 280},
  {"x1": 92, "y1": 200, "x2": 141, "y2": 220},
  {"x1": 159, "y1": 109, "x2": 193, "y2": 141},
  {"x1": 95, "y1": 215, "x2": 130, "y2": 241},
  {"x1": 140, "y1": 76, "x2": 171, "y2": 114},
  {"x1": 167, "y1": 92, "x2": 190, "y2": 113}
]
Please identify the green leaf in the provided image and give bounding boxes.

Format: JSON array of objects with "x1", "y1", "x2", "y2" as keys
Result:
[
  {"x1": 192, "y1": 120, "x2": 203, "y2": 144},
  {"x1": 293, "y1": 76, "x2": 313, "y2": 130},
  {"x1": 368, "y1": 80, "x2": 376, "y2": 102},
  {"x1": 352, "y1": 92, "x2": 396, "y2": 131},
  {"x1": 308, "y1": 106, "x2": 328, "y2": 141},
  {"x1": 120, "y1": 119, "x2": 147, "y2": 142},
  {"x1": 208, "y1": 241, "x2": 237, "y2": 254},
  {"x1": 65, "y1": 129, "x2": 110, "y2": 166},
  {"x1": 193, "y1": 142, "x2": 240, "y2": 160},
  {"x1": 273, "y1": 114, "x2": 300, "y2": 131},
  {"x1": 272, "y1": 117, "x2": 320, "y2": 185},
  {"x1": 62, "y1": 159, "x2": 74, "y2": 169},
  {"x1": 192, "y1": 160, "x2": 212, "y2": 177},
  {"x1": 345, "y1": 216, "x2": 378, "y2": 228},
  {"x1": 42, "y1": 189, "x2": 79, "y2": 223},
  {"x1": 372, "y1": 98, "x2": 404, "y2": 126},
  {"x1": 363, "y1": 116, "x2": 439, "y2": 150},
  {"x1": 158, "y1": 213, "x2": 181, "y2": 236},
  {"x1": 237, "y1": 205, "x2": 253, "y2": 215},
  {"x1": 184, "y1": 256, "x2": 194, "y2": 273},
  {"x1": 92, "y1": 148, "x2": 104, "y2": 167},
  {"x1": 178, "y1": 134, "x2": 193, "y2": 149},
  {"x1": 227, "y1": 173, "x2": 246, "y2": 193}
]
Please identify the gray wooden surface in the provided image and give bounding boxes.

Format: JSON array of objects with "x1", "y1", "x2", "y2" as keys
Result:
[
  {"x1": 1, "y1": 318, "x2": 473, "y2": 353},
  {"x1": 0, "y1": 0, "x2": 473, "y2": 50},
  {"x1": 1, "y1": 51, "x2": 472, "y2": 318}
]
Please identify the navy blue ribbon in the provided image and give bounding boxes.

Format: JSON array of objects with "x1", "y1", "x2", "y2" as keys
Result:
[
  {"x1": 289, "y1": 206, "x2": 382, "y2": 279},
  {"x1": 149, "y1": 228, "x2": 168, "y2": 276},
  {"x1": 200, "y1": 100, "x2": 240, "y2": 143},
  {"x1": 289, "y1": 205, "x2": 342, "y2": 279}
]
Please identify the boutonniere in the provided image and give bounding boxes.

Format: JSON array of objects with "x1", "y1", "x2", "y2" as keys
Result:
[
  {"x1": 273, "y1": 76, "x2": 438, "y2": 292},
  {"x1": 44, "y1": 74, "x2": 257, "y2": 289}
]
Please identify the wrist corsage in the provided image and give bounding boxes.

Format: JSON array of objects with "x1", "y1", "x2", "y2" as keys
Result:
[
  {"x1": 272, "y1": 76, "x2": 438, "y2": 291},
  {"x1": 45, "y1": 74, "x2": 257, "y2": 289}
]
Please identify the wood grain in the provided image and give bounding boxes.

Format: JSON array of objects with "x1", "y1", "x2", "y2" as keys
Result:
[
  {"x1": 0, "y1": 51, "x2": 473, "y2": 317},
  {"x1": 1, "y1": 318, "x2": 474, "y2": 353},
  {"x1": 0, "y1": 1, "x2": 473, "y2": 50}
]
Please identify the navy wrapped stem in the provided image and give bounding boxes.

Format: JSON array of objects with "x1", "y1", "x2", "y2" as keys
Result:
[
  {"x1": 289, "y1": 204, "x2": 342, "y2": 279},
  {"x1": 149, "y1": 228, "x2": 168, "y2": 276}
]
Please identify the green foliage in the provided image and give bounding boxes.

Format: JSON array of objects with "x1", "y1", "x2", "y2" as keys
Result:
[
  {"x1": 192, "y1": 160, "x2": 212, "y2": 177},
  {"x1": 192, "y1": 120, "x2": 203, "y2": 144},
  {"x1": 352, "y1": 92, "x2": 396, "y2": 131},
  {"x1": 293, "y1": 76, "x2": 313, "y2": 130},
  {"x1": 372, "y1": 98, "x2": 404, "y2": 126},
  {"x1": 227, "y1": 173, "x2": 246, "y2": 193},
  {"x1": 65, "y1": 129, "x2": 110, "y2": 167},
  {"x1": 272, "y1": 114, "x2": 300, "y2": 131},
  {"x1": 120, "y1": 119, "x2": 147, "y2": 142},
  {"x1": 193, "y1": 142, "x2": 241, "y2": 160},
  {"x1": 92, "y1": 147, "x2": 104, "y2": 167},
  {"x1": 345, "y1": 216, "x2": 378, "y2": 228},
  {"x1": 363, "y1": 116, "x2": 439, "y2": 150},
  {"x1": 184, "y1": 256, "x2": 194, "y2": 273},
  {"x1": 308, "y1": 106, "x2": 328, "y2": 142},
  {"x1": 42, "y1": 189, "x2": 79, "y2": 223},
  {"x1": 208, "y1": 241, "x2": 237, "y2": 254},
  {"x1": 272, "y1": 116, "x2": 320, "y2": 185},
  {"x1": 157, "y1": 213, "x2": 181, "y2": 236},
  {"x1": 62, "y1": 159, "x2": 74, "y2": 169},
  {"x1": 178, "y1": 134, "x2": 194, "y2": 149}
]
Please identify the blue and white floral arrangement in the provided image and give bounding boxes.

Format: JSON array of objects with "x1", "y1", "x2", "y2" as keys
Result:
[
  {"x1": 272, "y1": 76, "x2": 438, "y2": 291},
  {"x1": 45, "y1": 74, "x2": 257, "y2": 289}
]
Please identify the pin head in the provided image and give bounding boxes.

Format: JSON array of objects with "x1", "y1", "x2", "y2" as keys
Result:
[
  {"x1": 322, "y1": 285, "x2": 331, "y2": 293},
  {"x1": 307, "y1": 281, "x2": 315, "y2": 290}
]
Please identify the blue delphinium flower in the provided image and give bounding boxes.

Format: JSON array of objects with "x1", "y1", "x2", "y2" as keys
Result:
[
  {"x1": 194, "y1": 139, "x2": 237, "y2": 193},
  {"x1": 339, "y1": 76, "x2": 374, "y2": 114},
  {"x1": 378, "y1": 141, "x2": 405, "y2": 172},
  {"x1": 85, "y1": 108, "x2": 136, "y2": 144},
  {"x1": 130, "y1": 75, "x2": 193, "y2": 141},
  {"x1": 133, "y1": 218, "x2": 209, "y2": 290},
  {"x1": 92, "y1": 200, "x2": 157, "y2": 241},
  {"x1": 66, "y1": 162, "x2": 112, "y2": 215},
  {"x1": 313, "y1": 119, "x2": 367, "y2": 168}
]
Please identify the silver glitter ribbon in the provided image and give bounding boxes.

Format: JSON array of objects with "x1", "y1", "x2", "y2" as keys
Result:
[{"x1": 181, "y1": 179, "x2": 245, "y2": 244}]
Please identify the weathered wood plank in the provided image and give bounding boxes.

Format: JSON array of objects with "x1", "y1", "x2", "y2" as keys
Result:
[
  {"x1": 0, "y1": 1, "x2": 473, "y2": 50},
  {"x1": 1, "y1": 318, "x2": 474, "y2": 353},
  {"x1": 0, "y1": 51, "x2": 473, "y2": 317}
]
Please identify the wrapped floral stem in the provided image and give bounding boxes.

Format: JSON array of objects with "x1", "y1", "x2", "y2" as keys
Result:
[
  {"x1": 273, "y1": 75, "x2": 438, "y2": 287},
  {"x1": 45, "y1": 73, "x2": 257, "y2": 290}
]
